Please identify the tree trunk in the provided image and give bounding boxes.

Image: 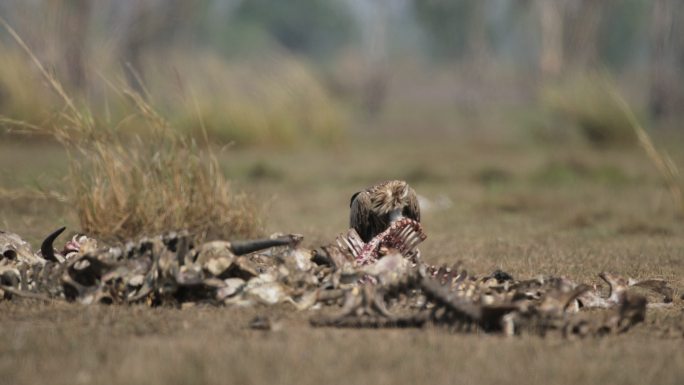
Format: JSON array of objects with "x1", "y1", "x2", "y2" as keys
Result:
[
  {"x1": 536, "y1": 0, "x2": 565, "y2": 79},
  {"x1": 564, "y1": 0, "x2": 605, "y2": 71},
  {"x1": 649, "y1": 0, "x2": 678, "y2": 119},
  {"x1": 467, "y1": 0, "x2": 490, "y2": 67},
  {"x1": 362, "y1": 0, "x2": 389, "y2": 117},
  {"x1": 61, "y1": 0, "x2": 91, "y2": 90},
  {"x1": 120, "y1": 0, "x2": 197, "y2": 94}
]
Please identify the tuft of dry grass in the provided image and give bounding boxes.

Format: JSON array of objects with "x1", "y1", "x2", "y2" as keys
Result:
[
  {"x1": 70, "y1": 94, "x2": 262, "y2": 242},
  {"x1": 0, "y1": 19, "x2": 261, "y2": 242}
]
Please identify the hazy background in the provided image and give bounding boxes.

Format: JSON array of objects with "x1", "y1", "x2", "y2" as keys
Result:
[
  {"x1": 1, "y1": 4, "x2": 684, "y2": 385},
  {"x1": 1, "y1": 0, "x2": 683, "y2": 147}
]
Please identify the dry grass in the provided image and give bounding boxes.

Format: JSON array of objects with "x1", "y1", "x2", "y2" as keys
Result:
[
  {"x1": 542, "y1": 74, "x2": 638, "y2": 147},
  {"x1": 2, "y1": 17, "x2": 684, "y2": 385},
  {"x1": 69, "y1": 105, "x2": 262, "y2": 242},
  {"x1": 0, "y1": 45, "x2": 56, "y2": 128},
  {"x1": 604, "y1": 82, "x2": 684, "y2": 216},
  {"x1": 1, "y1": 136, "x2": 684, "y2": 385},
  {"x1": 0, "y1": 42, "x2": 348, "y2": 149},
  {"x1": 0, "y1": 19, "x2": 261, "y2": 242},
  {"x1": 542, "y1": 73, "x2": 684, "y2": 217},
  {"x1": 145, "y1": 49, "x2": 347, "y2": 147}
]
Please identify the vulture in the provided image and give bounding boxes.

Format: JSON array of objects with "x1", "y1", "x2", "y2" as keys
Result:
[{"x1": 349, "y1": 180, "x2": 421, "y2": 242}]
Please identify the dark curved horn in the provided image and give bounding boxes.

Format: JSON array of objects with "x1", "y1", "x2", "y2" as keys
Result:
[
  {"x1": 40, "y1": 226, "x2": 66, "y2": 262},
  {"x1": 230, "y1": 236, "x2": 296, "y2": 256}
]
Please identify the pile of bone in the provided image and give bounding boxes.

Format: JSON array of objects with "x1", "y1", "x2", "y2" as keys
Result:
[
  {"x1": 0, "y1": 221, "x2": 677, "y2": 338},
  {"x1": 2, "y1": 227, "x2": 326, "y2": 308},
  {"x1": 310, "y1": 261, "x2": 674, "y2": 338}
]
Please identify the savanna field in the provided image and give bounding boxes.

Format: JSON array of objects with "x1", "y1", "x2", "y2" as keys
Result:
[
  {"x1": 2, "y1": 134, "x2": 684, "y2": 385},
  {"x1": 2, "y1": 1, "x2": 684, "y2": 384}
]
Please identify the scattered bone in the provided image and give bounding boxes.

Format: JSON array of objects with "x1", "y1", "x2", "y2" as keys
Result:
[
  {"x1": 310, "y1": 284, "x2": 428, "y2": 328},
  {"x1": 336, "y1": 217, "x2": 426, "y2": 266},
  {"x1": 1, "y1": 230, "x2": 43, "y2": 265},
  {"x1": 0, "y1": 224, "x2": 676, "y2": 338}
]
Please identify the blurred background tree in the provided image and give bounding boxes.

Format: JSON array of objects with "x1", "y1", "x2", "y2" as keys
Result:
[{"x1": 1, "y1": 0, "x2": 683, "y2": 145}]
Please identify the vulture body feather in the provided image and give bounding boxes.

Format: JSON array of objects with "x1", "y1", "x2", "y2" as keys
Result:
[{"x1": 349, "y1": 180, "x2": 420, "y2": 242}]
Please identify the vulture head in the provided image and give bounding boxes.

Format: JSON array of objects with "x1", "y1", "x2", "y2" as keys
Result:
[{"x1": 349, "y1": 180, "x2": 420, "y2": 242}]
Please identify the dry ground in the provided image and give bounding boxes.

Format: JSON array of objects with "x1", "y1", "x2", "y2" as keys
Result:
[{"x1": 1, "y1": 136, "x2": 683, "y2": 385}]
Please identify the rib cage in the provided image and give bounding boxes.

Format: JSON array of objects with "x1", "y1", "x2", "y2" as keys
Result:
[{"x1": 336, "y1": 218, "x2": 427, "y2": 266}]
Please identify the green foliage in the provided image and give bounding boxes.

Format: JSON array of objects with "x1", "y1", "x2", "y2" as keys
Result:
[
  {"x1": 413, "y1": 0, "x2": 476, "y2": 59},
  {"x1": 232, "y1": 0, "x2": 355, "y2": 57},
  {"x1": 598, "y1": 0, "x2": 651, "y2": 69}
]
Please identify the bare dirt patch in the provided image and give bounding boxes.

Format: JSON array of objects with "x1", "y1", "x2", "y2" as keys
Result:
[{"x1": 1, "y1": 138, "x2": 683, "y2": 385}]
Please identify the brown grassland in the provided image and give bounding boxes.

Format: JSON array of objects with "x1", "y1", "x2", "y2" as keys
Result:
[
  {"x1": 0, "y1": 5, "x2": 683, "y2": 384},
  {"x1": 1, "y1": 132, "x2": 683, "y2": 385}
]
